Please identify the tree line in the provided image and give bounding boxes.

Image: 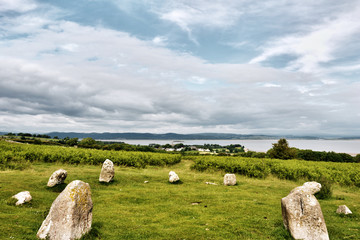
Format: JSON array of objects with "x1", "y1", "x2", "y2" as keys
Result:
[{"x1": 2, "y1": 133, "x2": 359, "y2": 163}]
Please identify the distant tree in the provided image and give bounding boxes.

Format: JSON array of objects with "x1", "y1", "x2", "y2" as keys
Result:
[
  {"x1": 174, "y1": 143, "x2": 184, "y2": 149},
  {"x1": 35, "y1": 134, "x2": 51, "y2": 138},
  {"x1": 66, "y1": 137, "x2": 78, "y2": 146},
  {"x1": 162, "y1": 144, "x2": 172, "y2": 149},
  {"x1": 355, "y1": 154, "x2": 360, "y2": 163},
  {"x1": 267, "y1": 138, "x2": 296, "y2": 160},
  {"x1": 18, "y1": 133, "x2": 32, "y2": 137},
  {"x1": 149, "y1": 144, "x2": 161, "y2": 148},
  {"x1": 80, "y1": 137, "x2": 96, "y2": 145}
]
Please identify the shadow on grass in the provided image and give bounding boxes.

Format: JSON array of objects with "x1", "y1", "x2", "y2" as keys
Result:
[
  {"x1": 168, "y1": 180, "x2": 184, "y2": 185},
  {"x1": 337, "y1": 212, "x2": 357, "y2": 219},
  {"x1": 271, "y1": 220, "x2": 293, "y2": 240},
  {"x1": 98, "y1": 179, "x2": 117, "y2": 186},
  {"x1": 47, "y1": 183, "x2": 67, "y2": 192},
  {"x1": 80, "y1": 222, "x2": 103, "y2": 240}
]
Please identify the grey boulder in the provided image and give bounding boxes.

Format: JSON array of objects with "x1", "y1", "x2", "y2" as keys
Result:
[
  {"x1": 99, "y1": 159, "x2": 114, "y2": 183},
  {"x1": 47, "y1": 169, "x2": 67, "y2": 187},
  {"x1": 281, "y1": 181, "x2": 329, "y2": 240},
  {"x1": 223, "y1": 174, "x2": 236, "y2": 186},
  {"x1": 169, "y1": 171, "x2": 179, "y2": 183},
  {"x1": 336, "y1": 205, "x2": 352, "y2": 215},
  {"x1": 37, "y1": 180, "x2": 93, "y2": 240}
]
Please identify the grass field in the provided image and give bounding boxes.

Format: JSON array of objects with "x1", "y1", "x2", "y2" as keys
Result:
[{"x1": 1, "y1": 160, "x2": 359, "y2": 239}]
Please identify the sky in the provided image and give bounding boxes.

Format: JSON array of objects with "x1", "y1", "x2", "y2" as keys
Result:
[{"x1": 0, "y1": 0, "x2": 360, "y2": 136}]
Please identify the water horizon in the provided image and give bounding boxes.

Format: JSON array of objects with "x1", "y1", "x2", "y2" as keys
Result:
[{"x1": 98, "y1": 139, "x2": 360, "y2": 155}]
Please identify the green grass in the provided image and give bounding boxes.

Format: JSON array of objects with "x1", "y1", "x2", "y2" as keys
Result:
[{"x1": 0, "y1": 160, "x2": 359, "y2": 239}]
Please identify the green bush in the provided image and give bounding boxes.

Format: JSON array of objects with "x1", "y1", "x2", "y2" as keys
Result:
[
  {"x1": 189, "y1": 155, "x2": 360, "y2": 187},
  {"x1": 296, "y1": 149, "x2": 355, "y2": 163},
  {"x1": 315, "y1": 177, "x2": 333, "y2": 199},
  {"x1": 354, "y1": 154, "x2": 360, "y2": 163},
  {"x1": 0, "y1": 140, "x2": 181, "y2": 169}
]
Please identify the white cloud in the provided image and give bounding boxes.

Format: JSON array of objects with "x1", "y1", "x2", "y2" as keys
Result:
[
  {"x1": 61, "y1": 43, "x2": 79, "y2": 52},
  {"x1": 328, "y1": 63, "x2": 360, "y2": 73},
  {"x1": 152, "y1": 0, "x2": 242, "y2": 43},
  {"x1": 0, "y1": 0, "x2": 37, "y2": 13},
  {"x1": 152, "y1": 36, "x2": 168, "y2": 46},
  {"x1": 189, "y1": 76, "x2": 206, "y2": 85},
  {"x1": 156, "y1": 0, "x2": 242, "y2": 29},
  {"x1": 249, "y1": 3, "x2": 360, "y2": 74},
  {"x1": 263, "y1": 83, "x2": 281, "y2": 88}
]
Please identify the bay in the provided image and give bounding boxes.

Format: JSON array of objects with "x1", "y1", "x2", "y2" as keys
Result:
[{"x1": 100, "y1": 139, "x2": 360, "y2": 155}]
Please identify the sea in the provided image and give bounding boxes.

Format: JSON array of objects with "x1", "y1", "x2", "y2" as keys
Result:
[{"x1": 100, "y1": 139, "x2": 360, "y2": 155}]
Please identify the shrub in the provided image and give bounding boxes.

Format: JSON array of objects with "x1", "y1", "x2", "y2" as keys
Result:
[
  {"x1": 315, "y1": 177, "x2": 333, "y2": 199},
  {"x1": 190, "y1": 155, "x2": 360, "y2": 187},
  {"x1": 0, "y1": 140, "x2": 181, "y2": 169},
  {"x1": 354, "y1": 154, "x2": 360, "y2": 163}
]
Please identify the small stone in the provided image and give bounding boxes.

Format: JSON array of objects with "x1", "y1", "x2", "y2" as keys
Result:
[
  {"x1": 99, "y1": 159, "x2": 115, "y2": 183},
  {"x1": 336, "y1": 205, "x2": 352, "y2": 215},
  {"x1": 47, "y1": 169, "x2": 67, "y2": 187},
  {"x1": 37, "y1": 180, "x2": 93, "y2": 240},
  {"x1": 223, "y1": 174, "x2": 236, "y2": 186},
  {"x1": 205, "y1": 182, "x2": 217, "y2": 185},
  {"x1": 12, "y1": 191, "x2": 32, "y2": 205},
  {"x1": 169, "y1": 171, "x2": 179, "y2": 183}
]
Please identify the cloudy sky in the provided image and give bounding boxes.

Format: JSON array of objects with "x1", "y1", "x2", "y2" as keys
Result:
[{"x1": 1, "y1": 0, "x2": 360, "y2": 136}]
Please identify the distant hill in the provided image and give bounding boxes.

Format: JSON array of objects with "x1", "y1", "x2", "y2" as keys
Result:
[
  {"x1": 2, "y1": 131, "x2": 358, "y2": 140},
  {"x1": 45, "y1": 132, "x2": 323, "y2": 140}
]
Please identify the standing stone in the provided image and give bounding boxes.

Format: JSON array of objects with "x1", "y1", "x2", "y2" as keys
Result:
[
  {"x1": 37, "y1": 180, "x2": 93, "y2": 240},
  {"x1": 47, "y1": 169, "x2": 67, "y2": 187},
  {"x1": 12, "y1": 191, "x2": 32, "y2": 205},
  {"x1": 99, "y1": 159, "x2": 114, "y2": 183},
  {"x1": 281, "y1": 182, "x2": 329, "y2": 240},
  {"x1": 302, "y1": 181, "x2": 322, "y2": 194},
  {"x1": 336, "y1": 205, "x2": 352, "y2": 215},
  {"x1": 223, "y1": 174, "x2": 236, "y2": 186},
  {"x1": 169, "y1": 171, "x2": 180, "y2": 183}
]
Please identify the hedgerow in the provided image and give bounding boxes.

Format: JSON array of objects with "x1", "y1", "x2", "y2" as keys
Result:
[
  {"x1": 0, "y1": 141, "x2": 181, "y2": 169},
  {"x1": 189, "y1": 155, "x2": 360, "y2": 187}
]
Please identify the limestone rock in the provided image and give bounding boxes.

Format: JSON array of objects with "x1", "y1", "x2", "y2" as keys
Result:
[
  {"x1": 336, "y1": 205, "x2": 352, "y2": 215},
  {"x1": 223, "y1": 174, "x2": 236, "y2": 186},
  {"x1": 12, "y1": 191, "x2": 32, "y2": 205},
  {"x1": 99, "y1": 159, "x2": 114, "y2": 183},
  {"x1": 300, "y1": 181, "x2": 322, "y2": 194},
  {"x1": 281, "y1": 182, "x2": 329, "y2": 240},
  {"x1": 169, "y1": 171, "x2": 179, "y2": 183},
  {"x1": 37, "y1": 180, "x2": 93, "y2": 240},
  {"x1": 205, "y1": 182, "x2": 217, "y2": 185},
  {"x1": 47, "y1": 169, "x2": 67, "y2": 187}
]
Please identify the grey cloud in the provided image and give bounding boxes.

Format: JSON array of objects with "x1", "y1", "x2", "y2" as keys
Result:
[{"x1": 0, "y1": 5, "x2": 359, "y2": 136}]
